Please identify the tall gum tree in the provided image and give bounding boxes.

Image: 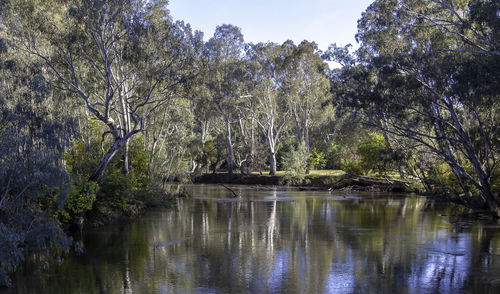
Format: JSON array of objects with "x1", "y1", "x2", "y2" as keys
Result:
[
  {"x1": 206, "y1": 24, "x2": 247, "y2": 175},
  {"x1": 285, "y1": 41, "x2": 330, "y2": 154},
  {"x1": 2, "y1": 0, "x2": 202, "y2": 182},
  {"x1": 246, "y1": 42, "x2": 291, "y2": 175},
  {"x1": 355, "y1": 0, "x2": 500, "y2": 216}
]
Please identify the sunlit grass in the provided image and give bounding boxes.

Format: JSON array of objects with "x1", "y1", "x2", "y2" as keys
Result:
[
  {"x1": 249, "y1": 170, "x2": 345, "y2": 177},
  {"x1": 307, "y1": 170, "x2": 345, "y2": 176},
  {"x1": 249, "y1": 171, "x2": 285, "y2": 176}
]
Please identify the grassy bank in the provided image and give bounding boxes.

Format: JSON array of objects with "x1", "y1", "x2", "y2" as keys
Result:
[{"x1": 193, "y1": 170, "x2": 412, "y2": 193}]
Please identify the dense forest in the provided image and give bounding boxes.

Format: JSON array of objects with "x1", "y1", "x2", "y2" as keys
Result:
[{"x1": 0, "y1": 0, "x2": 498, "y2": 286}]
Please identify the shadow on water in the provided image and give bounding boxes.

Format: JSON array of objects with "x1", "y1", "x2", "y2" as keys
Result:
[{"x1": 3, "y1": 184, "x2": 500, "y2": 293}]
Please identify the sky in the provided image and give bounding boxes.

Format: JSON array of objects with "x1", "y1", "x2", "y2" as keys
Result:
[{"x1": 168, "y1": 0, "x2": 374, "y2": 51}]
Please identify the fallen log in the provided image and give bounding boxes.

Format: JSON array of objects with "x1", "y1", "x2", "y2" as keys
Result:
[{"x1": 329, "y1": 173, "x2": 410, "y2": 192}]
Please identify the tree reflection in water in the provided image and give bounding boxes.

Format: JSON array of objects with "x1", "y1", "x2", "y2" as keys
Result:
[{"x1": 4, "y1": 185, "x2": 500, "y2": 294}]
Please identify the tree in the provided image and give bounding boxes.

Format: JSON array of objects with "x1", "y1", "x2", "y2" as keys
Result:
[
  {"x1": 206, "y1": 24, "x2": 248, "y2": 174},
  {"x1": 285, "y1": 41, "x2": 330, "y2": 154},
  {"x1": 246, "y1": 42, "x2": 290, "y2": 175},
  {"x1": 186, "y1": 74, "x2": 220, "y2": 174},
  {"x1": 0, "y1": 37, "x2": 72, "y2": 286},
  {"x1": 2, "y1": 0, "x2": 202, "y2": 182},
  {"x1": 354, "y1": 0, "x2": 500, "y2": 216}
]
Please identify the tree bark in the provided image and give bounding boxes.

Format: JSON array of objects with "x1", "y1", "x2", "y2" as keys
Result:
[
  {"x1": 269, "y1": 151, "x2": 277, "y2": 175},
  {"x1": 89, "y1": 140, "x2": 123, "y2": 182},
  {"x1": 478, "y1": 174, "x2": 499, "y2": 218},
  {"x1": 122, "y1": 139, "x2": 130, "y2": 176},
  {"x1": 225, "y1": 117, "x2": 233, "y2": 175},
  {"x1": 89, "y1": 132, "x2": 137, "y2": 182},
  {"x1": 304, "y1": 123, "x2": 311, "y2": 154}
]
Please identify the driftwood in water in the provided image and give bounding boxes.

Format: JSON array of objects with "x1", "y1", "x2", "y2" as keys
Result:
[
  {"x1": 220, "y1": 184, "x2": 240, "y2": 198},
  {"x1": 254, "y1": 184, "x2": 274, "y2": 191},
  {"x1": 329, "y1": 173, "x2": 410, "y2": 192},
  {"x1": 298, "y1": 187, "x2": 323, "y2": 191}
]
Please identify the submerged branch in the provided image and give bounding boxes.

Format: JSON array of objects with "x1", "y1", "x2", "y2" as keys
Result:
[{"x1": 220, "y1": 184, "x2": 240, "y2": 198}]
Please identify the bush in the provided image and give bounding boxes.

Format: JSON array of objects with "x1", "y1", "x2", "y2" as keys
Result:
[
  {"x1": 66, "y1": 180, "x2": 98, "y2": 217},
  {"x1": 97, "y1": 169, "x2": 130, "y2": 210},
  {"x1": 0, "y1": 61, "x2": 72, "y2": 286},
  {"x1": 63, "y1": 139, "x2": 101, "y2": 218},
  {"x1": 281, "y1": 143, "x2": 309, "y2": 185},
  {"x1": 357, "y1": 132, "x2": 391, "y2": 176},
  {"x1": 308, "y1": 147, "x2": 326, "y2": 170},
  {"x1": 277, "y1": 137, "x2": 298, "y2": 170},
  {"x1": 129, "y1": 137, "x2": 150, "y2": 191},
  {"x1": 64, "y1": 135, "x2": 151, "y2": 213},
  {"x1": 341, "y1": 159, "x2": 364, "y2": 175},
  {"x1": 324, "y1": 142, "x2": 342, "y2": 169}
]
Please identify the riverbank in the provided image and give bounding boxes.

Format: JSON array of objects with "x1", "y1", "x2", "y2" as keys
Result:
[
  {"x1": 79, "y1": 186, "x2": 186, "y2": 229},
  {"x1": 193, "y1": 172, "x2": 413, "y2": 193}
]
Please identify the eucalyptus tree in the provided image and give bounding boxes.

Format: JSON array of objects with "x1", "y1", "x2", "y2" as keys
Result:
[
  {"x1": 206, "y1": 24, "x2": 248, "y2": 174},
  {"x1": 0, "y1": 36, "x2": 72, "y2": 286},
  {"x1": 246, "y1": 42, "x2": 291, "y2": 175},
  {"x1": 2, "y1": 0, "x2": 202, "y2": 182},
  {"x1": 184, "y1": 78, "x2": 220, "y2": 174},
  {"x1": 285, "y1": 41, "x2": 330, "y2": 154},
  {"x1": 355, "y1": 0, "x2": 500, "y2": 216}
]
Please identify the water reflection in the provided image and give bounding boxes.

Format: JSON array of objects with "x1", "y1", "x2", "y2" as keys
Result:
[{"x1": 3, "y1": 185, "x2": 500, "y2": 294}]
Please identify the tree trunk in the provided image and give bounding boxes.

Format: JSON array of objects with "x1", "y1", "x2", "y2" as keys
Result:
[
  {"x1": 295, "y1": 122, "x2": 302, "y2": 145},
  {"x1": 148, "y1": 137, "x2": 158, "y2": 175},
  {"x1": 250, "y1": 118, "x2": 255, "y2": 170},
  {"x1": 122, "y1": 139, "x2": 130, "y2": 176},
  {"x1": 225, "y1": 117, "x2": 233, "y2": 175},
  {"x1": 89, "y1": 140, "x2": 123, "y2": 182},
  {"x1": 479, "y1": 176, "x2": 499, "y2": 218},
  {"x1": 304, "y1": 119, "x2": 311, "y2": 154},
  {"x1": 269, "y1": 151, "x2": 277, "y2": 175},
  {"x1": 89, "y1": 134, "x2": 135, "y2": 182}
]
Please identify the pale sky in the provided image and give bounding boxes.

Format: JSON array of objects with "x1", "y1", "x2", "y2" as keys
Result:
[{"x1": 168, "y1": 0, "x2": 374, "y2": 51}]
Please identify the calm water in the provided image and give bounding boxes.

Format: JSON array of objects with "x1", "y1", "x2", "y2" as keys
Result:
[{"x1": 4, "y1": 184, "x2": 500, "y2": 294}]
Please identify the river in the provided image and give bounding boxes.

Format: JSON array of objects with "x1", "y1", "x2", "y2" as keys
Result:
[{"x1": 4, "y1": 184, "x2": 500, "y2": 293}]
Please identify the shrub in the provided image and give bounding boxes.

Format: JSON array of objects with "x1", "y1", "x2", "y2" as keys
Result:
[
  {"x1": 357, "y1": 132, "x2": 391, "y2": 176},
  {"x1": 324, "y1": 142, "x2": 342, "y2": 169},
  {"x1": 66, "y1": 181, "x2": 98, "y2": 216},
  {"x1": 129, "y1": 137, "x2": 151, "y2": 191},
  {"x1": 341, "y1": 159, "x2": 364, "y2": 175},
  {"x1": 308, "y1": 147, "x2": 326, "y2": 170},
  {"x1": 277, "y1": 137, "x2": 298, "y2": 170},
  {"x1": 0, "y1": 61, "x2": 72, "y2": 286},
  {"x1": 281, "y1": 143, "x2": 309, "y2": 185},
  {"x1": 97, "y1": 168, "x2": 130, "y2": 210}
]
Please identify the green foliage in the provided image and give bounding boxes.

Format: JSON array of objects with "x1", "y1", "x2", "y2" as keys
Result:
[
  {"x1": 354, "y1": 0, "x2": 500, "y2": 213},
  {"x1": 341, "y1": 159, "x2": 364, "y2": 175},
  {"x1": 492, "y1": 166, "x2": 500, "y2": 199},
  {"x1": 281, "y1": 143, "x2": 309, "y2": 185},
  {"x1": 0, "y1": 50, "x2": 72, "y2": 286},
  {"x1": 323, "y1": 142, "x2": 342, "y2": 170},
  {"x1": 63, "y1": 136, "x2": 102, "y2": 218},
  {"x1": 66, "y1": 181, "x2": 98, "y2": 216},
  {"x1": 63, "y1": 139, "x2": 100, "y2": 182},
  {"x1": 97, "y1": 169, "x2": 130, "y2": 210},
  {"x1": 357, "y1": 132, "x2": 391, "y2": 176},
  {"x1": 427, "y1": 160, "x2": 481, "y2": 199},
  {"x1": 129, "y1": 137, "x2": 150, "y2": 191},
  {"x1": 277, "y1": 137, "x2": 298, "y2": 170},
  {"x1": 428, "y1": 162, "x2": 462, "y2": 196},
  {"x1": 64, "y1": 132, "x2": 151, "y2": 212},
  {"x1": 307, "y1": 147, "x2": 326, "y2": 170}
]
